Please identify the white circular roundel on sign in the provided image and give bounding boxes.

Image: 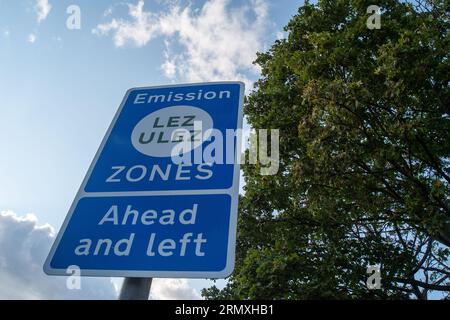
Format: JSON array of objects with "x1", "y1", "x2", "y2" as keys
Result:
[{"x1": 131, "y1": 106, "x2": 213, "y2": 157}]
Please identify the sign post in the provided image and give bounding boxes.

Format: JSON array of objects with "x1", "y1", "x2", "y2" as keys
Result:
[
  {"x1": 44, "y1": 82, "x2": 244, "y2": 298},
  {"x1": 119, "y1": 277, "x2": 152, "y2": 300}
]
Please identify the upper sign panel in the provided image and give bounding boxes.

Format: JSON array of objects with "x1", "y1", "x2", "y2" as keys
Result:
[{"x1": 84, "y1": 82, "x2": 244, "y2": 193}]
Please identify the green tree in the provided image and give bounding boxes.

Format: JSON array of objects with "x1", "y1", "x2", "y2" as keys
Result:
[{"x1": 203, "y1": 0, "x2": 449, "y2": 299}]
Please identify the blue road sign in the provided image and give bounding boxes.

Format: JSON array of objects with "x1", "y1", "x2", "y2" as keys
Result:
[{"x1": 44, "y1": 82, "x2": 244, "y2": 278}]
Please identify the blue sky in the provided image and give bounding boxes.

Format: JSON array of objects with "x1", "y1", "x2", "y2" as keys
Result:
[{"x1": 0, "y1": 0, "x2": 302, "y2": 299}]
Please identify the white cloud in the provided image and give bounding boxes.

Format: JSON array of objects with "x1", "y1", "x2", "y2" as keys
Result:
[
  {"x1": 160, "y1": 0, "x2": 268, "y2": 86},
  {"x1": 35, "y1": 0, "x2": 52, "y2": 23},
  {"x1": 0, "y1": 211, "x2": 201, "y2": 300},
  {"x1": 93, "y1": 0, "x2": 160, "y2": 48},
  {"x1": 276, "y1": 31, "x2": 286, "y2": 40},
  {"x1": 27, "y1": 33, "x2": 37, "y2": 43},
  {"x1": 0, "y1": 211, "x2": 117, "y2": 299},
  {"x1": 151, "y1": 279, "x2": 201, "y2": 300},
  {"x1": 93, "y1": 0, "x2": 269, "y2": 87},
  {"x1": 161, "y1": 48, "x2": 178, "y2": 78},
  {"x1": 161, "y1": 58, "x2": 177, "y2": 78}
]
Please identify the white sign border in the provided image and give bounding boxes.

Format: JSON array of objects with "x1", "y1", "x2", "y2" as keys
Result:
[{"x1": 44, "y1": 81, "x2": 244, "y2": 278}]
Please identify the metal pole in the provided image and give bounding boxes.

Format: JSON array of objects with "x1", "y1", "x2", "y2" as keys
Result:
[{"x1": 119, "y1": 277, "x2": 152, "y2": 300}]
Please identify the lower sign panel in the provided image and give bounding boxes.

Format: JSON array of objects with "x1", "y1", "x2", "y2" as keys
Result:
[{"x1": 44, "y1": 194, "x2": 236, "y2": 278}]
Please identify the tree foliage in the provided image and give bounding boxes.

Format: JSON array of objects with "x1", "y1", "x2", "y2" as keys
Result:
[{"x1": 203, "y1": 0, "x2": 449, "y2": 299}]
